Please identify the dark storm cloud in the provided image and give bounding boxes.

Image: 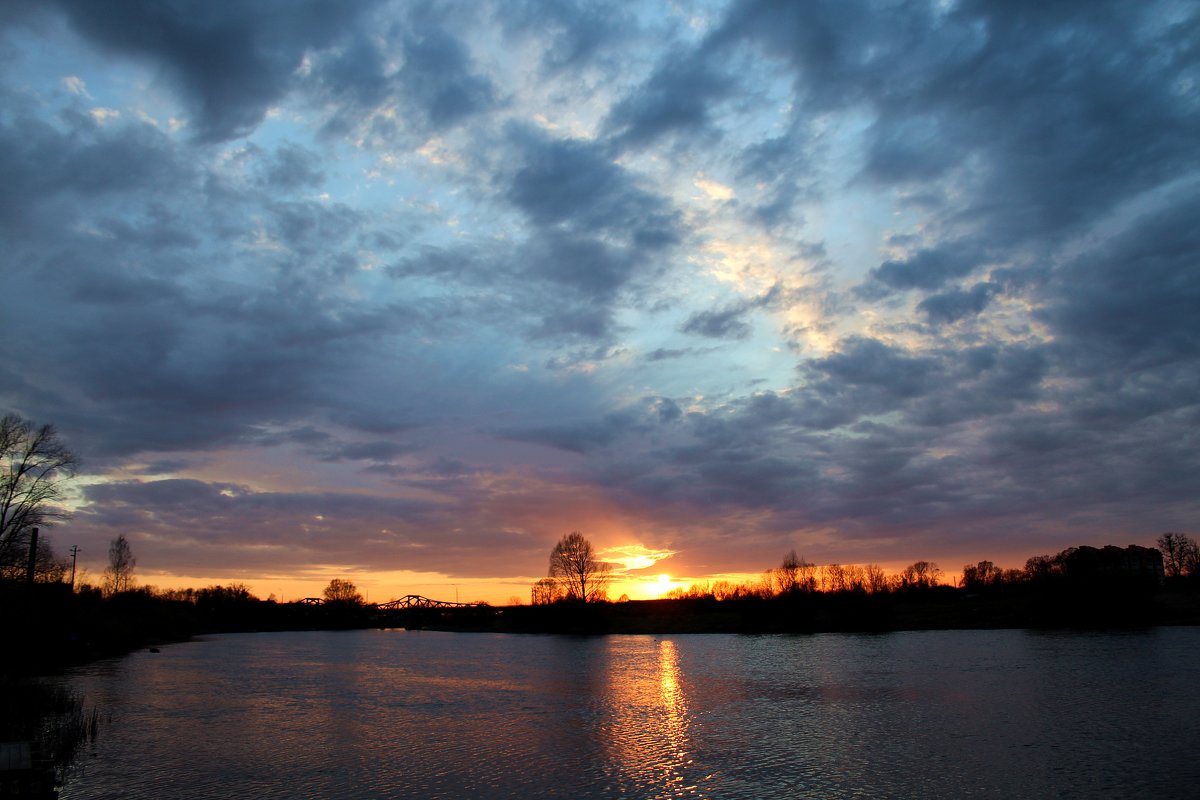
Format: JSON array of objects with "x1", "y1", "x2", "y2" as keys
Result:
[
  {"x1": 45, "y1": 0, "x2": 379, "y2": 142},
  {"x1": 396, "y1": 23, "x2": 498, "y2": 128},
  {"x1": 917, "y1": 282, "x2": 999, "y2": 325},
  {"x1": 578, "y1": 0, "x2": 1198, "y2": 552},
  {"x1": 491, "y1": 125, "x2": 684, "y2": 343},
  {"x1": 591, "y1": 303, "x2": 1195, "y2": 551},
  {"x1": 0, "y1": 114, "x2": 402, "y2": 462},
  {"x1": 29, "y1": 0, "x2": 497, "y2": 146},
  {"x1": 1040, "y1": 194, "x2": 1200, "y2": 372},
  {"x1": 311, "y1": 7, "x2": 499, "y2": 138},
  {"x1": 505, "y1": 128, "x2": 679, "y2": 246},
  {"x1": 4, "y1": 0, "x2": 1198, "y2": 584},
  {"x1": 0, "y1": 107, "x2": 188, "y2": 237},
  {"x1": 521, "y1": 233, "x2": 638, "y2": 298},
  {"x1": 686, "y1": 0, "x2": 1200, "y2": 281},
  {"x1": 603, "y1": 51, "x2": 734, "y2": 149},
  {"x1": 864, "y1": 244, "x2": 983, "y2": 293},
  {"x1": 811, "y1": 338, "x2": 938, "y2": 401}
]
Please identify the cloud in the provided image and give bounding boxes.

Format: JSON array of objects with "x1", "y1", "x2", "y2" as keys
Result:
[
  {"x1": 497, "y1": 0, "x2": 637, "y2": 72},
  {"x1": 73, "y1": 478, "x2": 450, "y2": 572},
  {"x1": 680, "y1": 284, "x2": 780, "y2": 340},
  {"x1": 679, "y1": 307, "x2": 753, "y2": 340},
  {"x1": 311, "y1": 8, "x2": 499, "y2": 139},
  {"x1": 505, "y1": 127, "x2": 679, "y2": 246},
  {"x1": 1040, "y1": 192, "x2": 1200, "y2": 371},
  {"x1": 497, "y1": 409, "x2": 649, "y2": 454},
  {"x1": 252, "y1": 142, "x2": 326, "y2": 192},
  {"x1": 47, "y1": 0, "x2": 379, "y2": 142},
  {"x1": 863, "y1": 243, "x2": 984, "y2": 294},
  {"x1": 316, "y1": 439, "x2": 417, "y2": 464},
  {"x1": 604, "y1": 50, "x2": 733, "y2": 149},
  {"x1": 488, "y1": 125, "x2": 685, "y2": 343},
  {"x1": 917, "y1": 281, "x2": 1000, "y2": 325},
  {"x1": 2, "y1": 0, "x2": 1197, "y2": 588},
  {"x1": 810, "y1": 337, "x2": 938, "y2": 401},
  {"x1": 0, "y1": 109, "x2": 188, "y2": 238},
  {"x1": 395, "y1": 23, "x2": 499, "y2": 128}
]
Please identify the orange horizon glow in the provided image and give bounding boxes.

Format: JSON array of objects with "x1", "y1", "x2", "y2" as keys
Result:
[
  {"x1": 123, "y1": 566, "x2": 720, "y2": 606},
  {"x1": 90, "y1": 542, "x2": 1031, "y2": 606},
  {"x1": 99, "y1": 562, "x2": 986, "y2": 606}
]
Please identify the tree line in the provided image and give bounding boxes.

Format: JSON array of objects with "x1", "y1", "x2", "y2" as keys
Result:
[
  {"x1": 532, "y1": 532, "x2": 1194, "y2": 605},
  {"x1": 3, "y1": 412, "x2": 1197, "y2": 612}
]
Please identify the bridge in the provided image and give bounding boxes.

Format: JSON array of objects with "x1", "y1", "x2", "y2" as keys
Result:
[
  {"x1": 373, "y1": 594, "x2": 487, "y2": 610},
  {"x1": 292, "y1": 594, "x2": 493, "y2": 629},
  {"x1": 370, "y1": 594, "x2": 493, "y2": 629},
  {"x1": 296, "y1": 594, "x2": 485, "y2": 609}
]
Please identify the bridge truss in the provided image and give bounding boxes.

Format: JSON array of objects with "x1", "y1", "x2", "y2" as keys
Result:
[{"x1": 373, "y1": 594, "x2": 485, "y2": 610}]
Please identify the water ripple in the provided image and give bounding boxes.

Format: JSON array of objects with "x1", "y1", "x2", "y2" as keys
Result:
[{"x1": 56, "y1": 628, "x2": 1200, "y2": 799}]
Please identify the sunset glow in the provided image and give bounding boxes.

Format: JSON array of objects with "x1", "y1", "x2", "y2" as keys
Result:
[{"x1": 2, "y1": 1, "x2": 1196, "y2": 604}]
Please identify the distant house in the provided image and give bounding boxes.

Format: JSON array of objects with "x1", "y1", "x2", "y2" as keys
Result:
[{"x1": 1062, "y1": 544, "x2": 1164, "y2": 586}]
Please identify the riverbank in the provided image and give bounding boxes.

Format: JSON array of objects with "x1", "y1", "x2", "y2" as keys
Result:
[
  {"x1": 5, "y1": 579, "x2": 1200, "y2": 677},
  {"x1": 424, "y1": 581, "x2": 1200, "y2": 635},
  {"x1": 6, "y1": 577, "x2": 1196, "y2": 798}
]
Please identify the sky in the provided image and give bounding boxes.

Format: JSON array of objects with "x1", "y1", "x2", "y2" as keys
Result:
[{"x1": 2, "y1": 0, "x2": 1198, "y2": 604}]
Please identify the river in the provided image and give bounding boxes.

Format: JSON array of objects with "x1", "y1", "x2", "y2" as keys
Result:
[{"x1": 55, "y1": 627, "x2": 1200, "y2": 798}]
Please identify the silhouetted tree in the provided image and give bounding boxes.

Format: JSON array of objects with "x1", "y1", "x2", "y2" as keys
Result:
[
  {"x1": 323, "y1": 578, "x2": 363, "y2": 605},
  {"x1": 773, "y1": 549, "x2": 801, "y2": 593},
  {"x1": 196, "y1": 583, "x2": 256, "y2": 605},
  {"x1": 842, "y1": 564, "x2": 866, "y2": 592},
  {"x1": 548, "y1": 531, "x2": 611, "y2": 602},
  {"x1": 1156, "y1": 533, "x2": 1199, "y2": 579},
  {"x1": 897, "y1": 560, "x2": 942, "y2": 589},
  {"x1": 103, "y1": 534, "x2": 136, "y2": 595},
  {"x1": 1001, "y1": 568, "x2": 1025, "y2": 583},
  {"x1": 531, "y1": 577, "x2": 561, "y2": 605},
  {"x1": 863, "y1": 564, "x2": 889, "y2": 593},
  {"x1": 773, "y1": 549, "x2": 817, "y2": 594},
  {"x1": 0, "y1": 530, "x2": 68, "y2": 583},
  {"x1": 824, "y1": 563, "x2": 850, "y2": 593},
  {"x1": 1023, "y1": 553, "x2": 1060, "y2": 581},
  {"x1": 962, "y1": 560, "x2": 1003, "y2": 589},
  {"x1": 0, "y1": 414, "x2": 77, "y2": 576}
]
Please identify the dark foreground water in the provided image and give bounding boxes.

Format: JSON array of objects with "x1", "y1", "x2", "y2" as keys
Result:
[{"x1": 56, "y1": 627, "x2": 1200, "y2": 799}]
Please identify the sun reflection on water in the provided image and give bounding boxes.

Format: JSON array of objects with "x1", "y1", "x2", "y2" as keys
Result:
[
  {"x1": 602, "y1": 638, "x2": 710, "y2": 798},
  {"x1": 656, "y1": 639, "x2": 698, "y2": 794}
]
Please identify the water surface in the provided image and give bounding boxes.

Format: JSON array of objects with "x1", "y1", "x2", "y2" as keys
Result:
[{"x1": 58, "y1": 627, "x2": 1200, "y2": 798}]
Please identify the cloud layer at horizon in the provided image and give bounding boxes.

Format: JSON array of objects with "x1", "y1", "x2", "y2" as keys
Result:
[{"x1": 2, "y1": 0, "x2": 1197, "y2": 589}]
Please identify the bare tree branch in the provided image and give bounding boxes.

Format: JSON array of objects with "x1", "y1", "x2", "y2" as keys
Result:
[
  {"x1": 548, "y1": 531, "x2": 612, "y2": 603},
  {"x1": 0, "y1": 413, "x2": 77, "y2": 572}
]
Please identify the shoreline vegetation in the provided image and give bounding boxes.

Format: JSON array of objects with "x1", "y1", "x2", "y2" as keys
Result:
[
  {"x1": 4, "y1": 542, "x2": 1199, "y2": 677},
  {"x1": 2, "y1": 541, "x2": 1197, "y2": 796}
]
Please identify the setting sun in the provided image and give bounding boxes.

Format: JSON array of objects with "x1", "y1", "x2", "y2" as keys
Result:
[{"x1": 658, "y1": 574, "x2": 671, "y2": 585}]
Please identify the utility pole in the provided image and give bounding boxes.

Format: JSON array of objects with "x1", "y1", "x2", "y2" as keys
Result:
[{"x1": 69, "y1": 545, "x2": 79, "y2": 590}]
